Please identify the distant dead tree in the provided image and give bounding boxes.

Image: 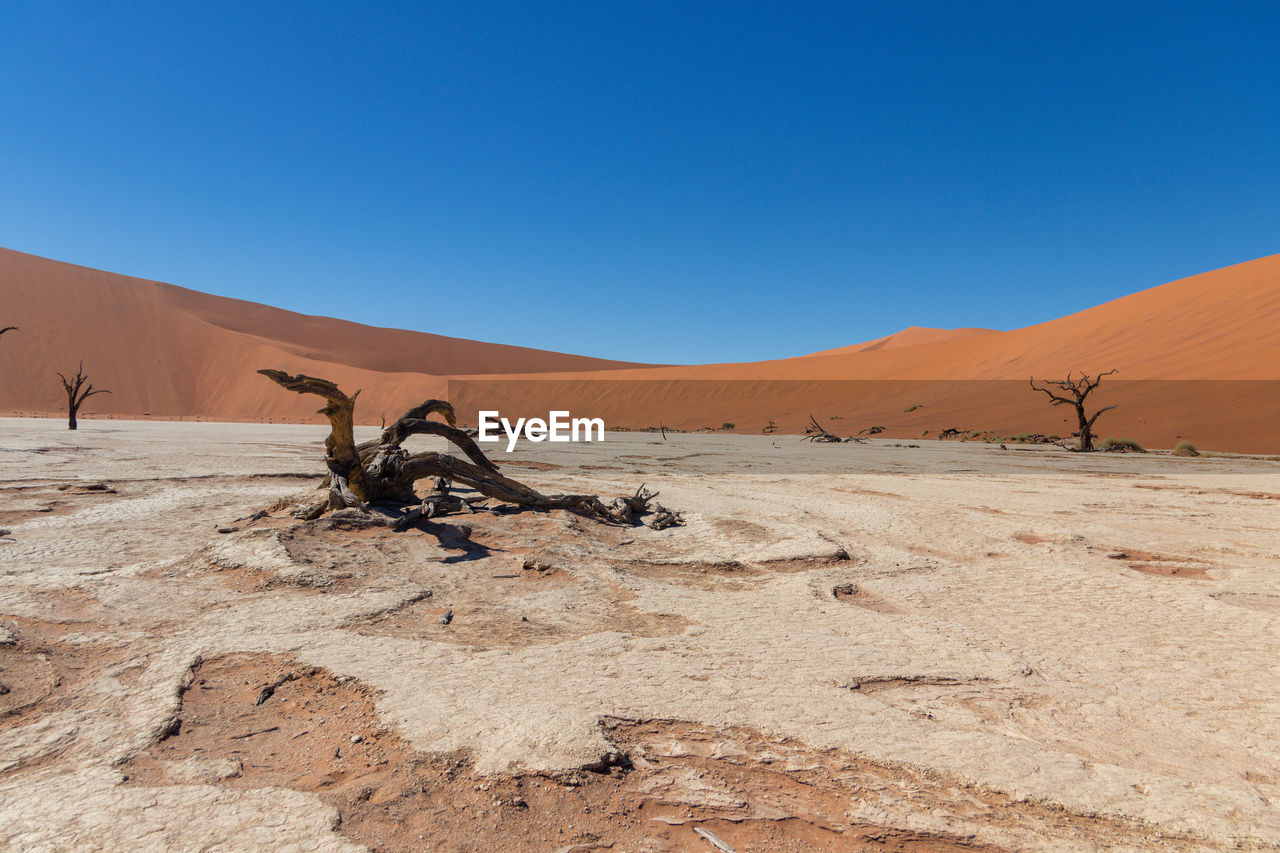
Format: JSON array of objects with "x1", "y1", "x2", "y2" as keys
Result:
[
  {"x1": 802, "y1": 414, "x2": 865, "y2": 443},
  {"x1": 0, "y1": 326, "x2": 17, "y2": 338},
  {"x1": 1029, "y1": 369, "x2": 1117, "y2": 452},
  {"x1": 258, "y1": 369, "x2": 682, "y2": 529},
  {"x1": 58, "y1": 363, "x2": 111, "y2": 430}
]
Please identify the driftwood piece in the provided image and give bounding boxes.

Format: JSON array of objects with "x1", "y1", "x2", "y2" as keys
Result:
[
  {"x1": 259, "y1": 370, "x2": 680, "y2": 529},
  {"x1": 694, "y1": 826, "x2": 736, "y2": 853}
]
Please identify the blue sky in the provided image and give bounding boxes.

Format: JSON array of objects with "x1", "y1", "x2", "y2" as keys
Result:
[{"x1": 2, "y1": 2, "x2": 1277, "y2": 364}]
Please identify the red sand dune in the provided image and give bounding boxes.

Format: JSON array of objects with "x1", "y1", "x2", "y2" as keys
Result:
[
  {"x1": 0, "y1": 248, "x2": 647, "y2": 423},
  {"x1": 451, "y1": 253, "x2": 1280, "y2": 451},
  {"x1": 2, "y1": 247, "x2": 1278, "y2": 451},
  {"x1": 800, "y1": 326, "x2": 997, "y2": 357}
]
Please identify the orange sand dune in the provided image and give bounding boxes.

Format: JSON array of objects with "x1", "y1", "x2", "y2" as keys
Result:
[
  {"x1": 800, "y1": 326, "x2": 997, "y2": 358},
  {"x1": 2, "y1": 247, "x2": 1278, "y2": 451},
  {"x1": 453, "y1": 253, "x2": 1280, "y2": 452},
  {"x1": 541, "y1": 253, "x2": 1280, "y2": 383},
  {"x1": 0, "y1": 248, "x2": 646, "y2": 422}
]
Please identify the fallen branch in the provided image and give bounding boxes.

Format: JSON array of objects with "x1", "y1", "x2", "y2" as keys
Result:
[
  {"x1": 259, "y1": 370, "x2": 681, "y2": 529},
  {"x1": 801, "y1": 414, "x2": 863, "y2": 443}
]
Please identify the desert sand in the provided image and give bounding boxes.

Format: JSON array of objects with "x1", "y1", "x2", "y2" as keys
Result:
[
  {"x1": 2, "y1": 418, "x2": 1278, "y2": 851},
  {"x1": 3, "y1": 247, "x2": 1279, "y2": 451}
]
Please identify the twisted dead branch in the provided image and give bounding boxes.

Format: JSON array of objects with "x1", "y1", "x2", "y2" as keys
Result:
[
  {"x1": 801, "y1": 414, "x2": 865, "y2": 443},
  {"x1": 258, "y1": 370, "x2": 681, "y2": 530}
]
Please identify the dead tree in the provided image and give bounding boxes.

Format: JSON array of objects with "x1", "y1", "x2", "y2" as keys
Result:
[
  {"x1": 58, "y1": 363, "x2": 111, "y2": 431},
  {"x1": 0, "y1": 326, "x2": 16, "y2": 338},
  {"x1": 801, "y1": 414, "x2": 864, "y2": 443},
  {"x1": 258, "y1": 370, "x2": 681, "y2": 528},
  {"x1": 1029, "y1": 370, "x2": 1118, "y2": 452}
]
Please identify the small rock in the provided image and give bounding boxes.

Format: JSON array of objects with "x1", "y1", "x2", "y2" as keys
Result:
[
  {"x1": 350, "y1": 734, "x2": 363, "y2": 744},
  {"x1": 156, "y1": 716, "x2": 182, "y2": 740},
  {"x1": 441, "y1": 610, "x2": 453, "y2": 625},
  {"x1": 216, "y1": 526, "x2": 239, "y2": 534}
]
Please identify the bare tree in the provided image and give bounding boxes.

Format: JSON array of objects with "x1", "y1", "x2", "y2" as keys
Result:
[
  {"x1": 801, "y1": 414, "x2": 865, "y2": 443},
  {"x1": 58, "y1": 363, "x2": 111, "y2": 430},
  {"x1": 258, "y1": 369, "x2": 681, "y2": 529},
  {"x1": 0, "y1": 326, "x2": 16, "y2": 338},
  {"x1": 1029, "y1": 370, "x2": 1117, "y2": 452}
]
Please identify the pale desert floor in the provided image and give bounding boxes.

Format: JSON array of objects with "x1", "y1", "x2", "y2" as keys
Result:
[{"x1": 1, "y1": 419, "x2": 1278, "y2": 852}]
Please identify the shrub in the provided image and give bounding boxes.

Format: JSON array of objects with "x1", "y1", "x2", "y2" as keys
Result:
[
  {"x1": 721, "y1": 422, "x2": 736, "y2": 431},
  {"x1": 1098, "y1": 437, "x2": 1146, "y2": 453},
  {"x1": 1173, "y1": 440, "x2": 1199, "y2": 457},
  {"x1": 903, "y1": 404, "x2": 923, "y2": 413}
]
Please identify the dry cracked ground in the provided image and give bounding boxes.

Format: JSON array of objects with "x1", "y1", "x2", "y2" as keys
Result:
[{"x1": 1, "y1": 418, "x2": 1278, "y2": 852}]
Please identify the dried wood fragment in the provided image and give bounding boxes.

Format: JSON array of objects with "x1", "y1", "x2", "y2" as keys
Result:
[{"x1": 694, "y1": 826, "x2": 736, "y2": 853}]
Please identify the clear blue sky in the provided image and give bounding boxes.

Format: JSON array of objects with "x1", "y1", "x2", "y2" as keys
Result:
[{"x1": 2, "y1": 2, "x2": 1277, "y2": 363}]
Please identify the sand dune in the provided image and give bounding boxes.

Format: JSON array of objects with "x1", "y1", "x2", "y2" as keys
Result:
[
  {"x1": 0, "y1": 248, "x2": 647, "y2": 422},
  {"x1": 2, "y1": 246, "x2": 1278, "y2": 450},
  {"x1": 452, "y1": 254, "x2": 1280, "y2": 452},
  {"x1": 800, "y1": 325, "x2": 997, "y2": 357}
]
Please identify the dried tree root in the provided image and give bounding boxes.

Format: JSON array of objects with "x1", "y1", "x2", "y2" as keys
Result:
[{"x1": 259, "y1": 370, "x2": 681, "y2": 529}]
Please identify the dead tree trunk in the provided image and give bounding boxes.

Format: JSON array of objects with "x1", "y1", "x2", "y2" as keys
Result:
[
  {"x1": 58, "y1": 363, "x2": 111, "y2": 431},
  {"x1": 0, "y1": 326, "x2": 16, "y2": 338},
  {"x1": 1029, "y1": 370, "x2": 1117, "y2": 452},
  {"x1": 801, "y1": 414, "x2": 863, "y2": 443},
  {"x1": 258, "y1": 370, "x2": 681, "y2": 528}
]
